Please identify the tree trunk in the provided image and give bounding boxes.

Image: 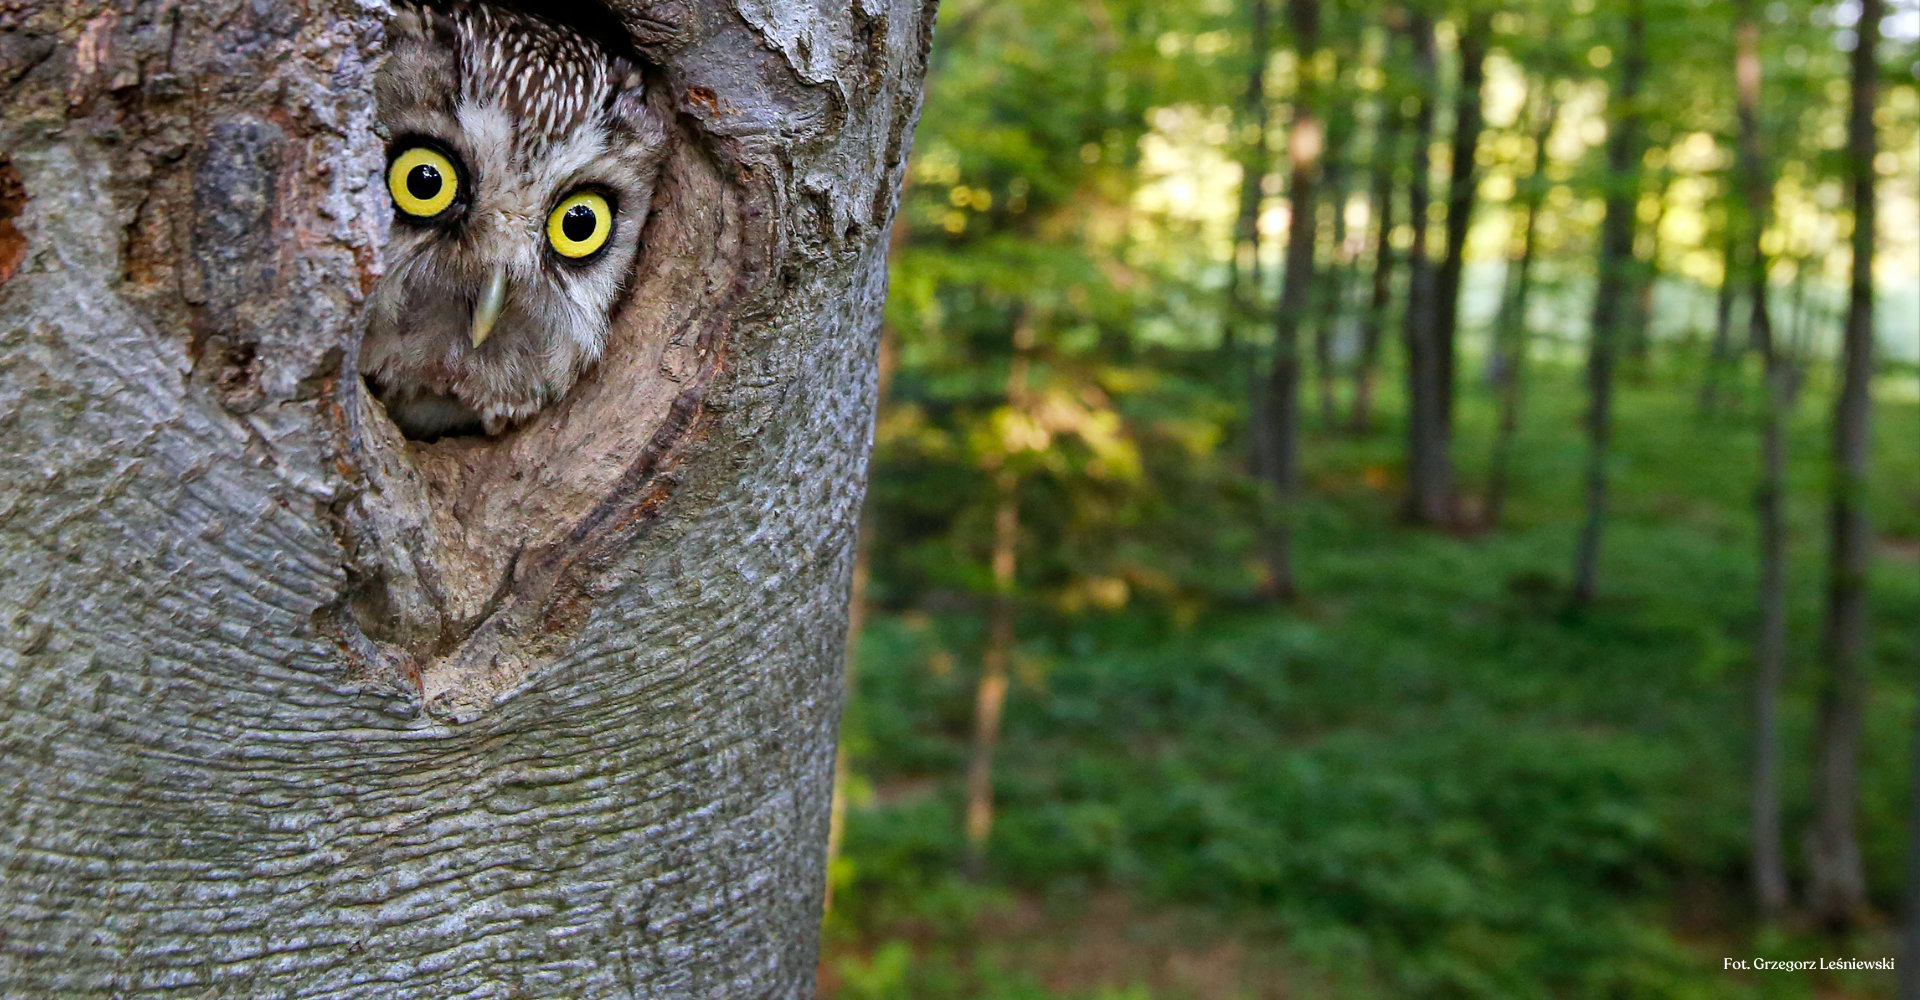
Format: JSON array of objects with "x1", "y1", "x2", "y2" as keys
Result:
[
  {"x1": 963, "y1": 470, "x2": 1018, "y2": 875},
  {"x1": 1311, "y1": 54, "x2": 1352, "y2": 432},
  {"x1": 0, "y1": 0, "x2": 933, "y2": 994},
  {"x1": 1624, "y1": 168, "x2": 1671, "y2": 376},
  {"x1": 965, "y1": 314, "x2": 1034, "y2": 874},
  {"x1": 1811, "y1": 0, "x2": 1880, "y2": 931},
  {"x1": 1263, "y1": 0, "x2": 1323, "y2": 599},
  {"x1": 1783, "y1": 259, "x2": 1817, "y2": 409},
  {"x1": 1351, "y1": 51, "x2": 1401, "y2": 435},
  {"x1": 1728, "y1": 0, "x2": 1791, "y2": 922},
  {"x1": 963, "y1": 469, "x2": 1019, "y2": 876},
  {"x1": 1432, "y1": 9, "x2": 1489, "y2": 436},
  {"x1": 1315, "y1": 138, "x2": 1349, "y2": 429},
  {"x1": 1698, "y1": 222, "x2": 1741, "y2": 417},
  {"x1": 1570, "y1": 0, "x2": 1646, "y2": 605},
  {"x1": 1484, "y1": 88, "x2": 1558, "y2": 531},
  {"x1": 1401, "y1": 12, "x2": 1452, "y2": 527},
  {"x1": 1232, "y1": 0, "x2": 1273, "y2": 480}
]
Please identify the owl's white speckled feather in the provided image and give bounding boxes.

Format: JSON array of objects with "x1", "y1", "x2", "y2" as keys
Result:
[{"x1": 363, "y1": 2, "x2": 670, "y2": 438}]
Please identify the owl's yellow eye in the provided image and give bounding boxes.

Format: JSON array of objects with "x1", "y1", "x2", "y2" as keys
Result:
[
  {"x1": 547, "y1": 191, "x2": 614, "y2": 259},
  {"x1": 388, "y1": 146, "x2": 460, "y2": 218}
]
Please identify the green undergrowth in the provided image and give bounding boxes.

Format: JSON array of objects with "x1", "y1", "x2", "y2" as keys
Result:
[{"x1": 822, "y1": 362, "x2": 1920, "y2": 1000}]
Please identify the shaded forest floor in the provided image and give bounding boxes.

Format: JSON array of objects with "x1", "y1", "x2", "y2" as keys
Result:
[{"x1": 821, "y1": 360, "x2": 1920, "y2": 1000}]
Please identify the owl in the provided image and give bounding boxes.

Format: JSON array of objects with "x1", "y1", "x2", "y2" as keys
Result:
[{"x1": 363, "y1": 2, "x2": 670, "y2": 438}]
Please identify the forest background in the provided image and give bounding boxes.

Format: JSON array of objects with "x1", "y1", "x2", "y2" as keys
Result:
[{"x1": 817, "y1": 0, "x2": 1920, "y2": 997}]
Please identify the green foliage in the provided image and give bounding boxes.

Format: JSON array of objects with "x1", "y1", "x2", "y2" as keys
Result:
[
  {"x1": 832, "y1": 367, "x2": 1920, "y2": 999},
  {"x1": 829, "y1": 0, "x2": 1920, "y2": 996}
]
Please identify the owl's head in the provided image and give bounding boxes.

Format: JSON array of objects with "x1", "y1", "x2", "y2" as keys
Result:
[{"x1": 364, "y1": 2, "x2": 670, "y2": 437}]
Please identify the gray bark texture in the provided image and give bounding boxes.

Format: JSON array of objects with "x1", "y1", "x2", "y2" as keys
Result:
[{"x1": 0, "y1": 0, "x2": 934, "y2": 995}]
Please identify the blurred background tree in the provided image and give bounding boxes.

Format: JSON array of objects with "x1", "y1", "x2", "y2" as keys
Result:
[{"x1": 823, "y1": 0, "x2": 1920, "y2": 996}]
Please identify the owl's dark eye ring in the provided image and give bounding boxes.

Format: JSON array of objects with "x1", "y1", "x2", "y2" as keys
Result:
[{"x1": 386, "y1": 141, "x2": 467, "y2": 221}]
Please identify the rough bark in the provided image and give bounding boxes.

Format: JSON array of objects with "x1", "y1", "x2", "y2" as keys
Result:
[
  {"x1": 1483, "y1": 87, "x2": 1556, "y2": 531},
  {"x1": 1263, "y1": 0, "x2": 1322, "y2": 599},
  {"x1": 0, "y1": 0, "x2": 934, "y2": 994},
  {"x1": 1570, "y1": 0, "x2": 1644, "y2": 605},
  {"x1": 1810, "y1": 0, "x2": 1880, "y2": 930},
  {"x1": 825, "y1": 316, "x2": 897, "y2": 912},
  {"x1": 1400, "y1": 12, "x2": 1451, "y2": 527},
  {"x1": 1432, "y1": 8, "x2": 1488, "y2": 431}
]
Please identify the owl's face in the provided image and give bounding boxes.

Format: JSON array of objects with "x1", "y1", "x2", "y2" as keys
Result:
[{"x1": 363, "y1": 3, "x2": 669, "y2": 437}]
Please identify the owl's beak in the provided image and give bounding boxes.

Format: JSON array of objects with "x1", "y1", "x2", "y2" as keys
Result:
[{"x1": 470, "y1": 266, "x2": 508, "y2": 348}]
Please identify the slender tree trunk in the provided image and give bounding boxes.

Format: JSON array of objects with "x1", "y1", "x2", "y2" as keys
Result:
[
  {"x1": 963, "y1": 469, "x2": 1019, "y2": 876},
  {"x1": 1787, "y1": 260, "x2": 1809, "y2": 349},
  {"x1": 1624, "y1": 169, "x2": 1671, "y2": 376},
  {"x1": 1351, "y1": 60, "x2": 1402, "y2": 434},
  {"x1": 1811, "y1": 0, "x2": 1881, "y2": 930},
  {"x1": 1570, "y1": 0, "x2": 1646, "y2": 605},
  {"x1": 1484, "y1": 89, "x2": 1559, "y2": 530},
  {"x1": 1311, "y1": 53, "x2": 1353, "y2": 432},
  {"x1": 0, "y1": 0, "x2": 933, "y2": 993},
  {"x1": 1263, "y1": 0, "x2": 1323, "y2": 599},
  {"x1": 1699, "y1": 223, "x2": 1741, "y2": 416},
  {"x1": 965, "y1": 313, "x2": 1035, "y2": 875},
  {"x1": 1401, "y1": 12, "x2": 1453, "y2": 526},
  {"x1": 1316, "y1": 149, "x2": 1350, "y2": 429},
  {"x1": 1783, "y1": 260, "x2": 1816, "y2": 409},
  {"x1": 1730, "y1": 0, "x2": 1791, "y2": 921},
  {"x1": 1233, "y1": 0, "x2": 1274, "y2": 478},
  {"x1": 1751, "y1": 274, "x2": 1791, "y2": 923},
  {"x1": 1432, "y1": 9, "x2": 1489, "y2": 437},
  {"x1": 1250, "y1": 359, "x2": 1277, "y2": 485}
]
